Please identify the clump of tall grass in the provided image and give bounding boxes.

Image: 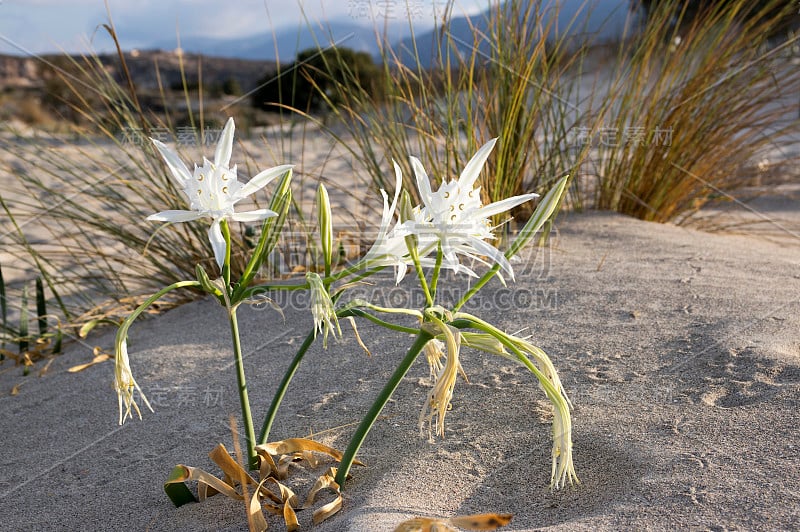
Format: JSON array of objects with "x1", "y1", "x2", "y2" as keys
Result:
[
  {"x1": 279, "y1": 0, "x2": 798, "y2": 225},
  {"x1": 589, "y1": 0, "x2": 800, "y2": 222},
  {"x1": 290, "y1": 0, "x2": 594, "y2": 221}
]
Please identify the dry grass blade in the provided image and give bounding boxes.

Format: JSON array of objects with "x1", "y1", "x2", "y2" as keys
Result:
[{"x1": 67, "y1": 347, "x2": 111, "y2": 372}]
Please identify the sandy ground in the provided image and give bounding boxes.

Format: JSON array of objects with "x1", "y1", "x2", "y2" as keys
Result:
[{"x1": 1, "y1": 200, "x2": 799, "y2": 530}]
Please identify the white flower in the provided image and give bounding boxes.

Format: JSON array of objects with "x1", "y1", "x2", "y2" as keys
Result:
[
  {"x1": 147, "y1": 117, "x2": 293, "y2": 271},
  {"x1": 114, "y1": 338, "x2": 153, "y2": 425},
  {"x1": 306, "y1": 271, "x2": 341, "y2": 348},
  {"x1": 403, "y1": 138, "x2": 538, "y2": 281}
]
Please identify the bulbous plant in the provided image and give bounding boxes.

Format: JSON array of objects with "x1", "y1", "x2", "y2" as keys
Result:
[{"x1": 115, "y1": 120, "x2": 576, "y2": 525}]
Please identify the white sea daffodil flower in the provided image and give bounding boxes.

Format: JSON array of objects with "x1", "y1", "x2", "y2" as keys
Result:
[
  {"x1": 148, "y1": 117, "x2": 293, "y2": 271},
  {"x1": 363, "y1": 161, "x2": 465, "y2": 283},
  {"x1": 404, "y1": 138, "x2": 539, "y2": 281}
]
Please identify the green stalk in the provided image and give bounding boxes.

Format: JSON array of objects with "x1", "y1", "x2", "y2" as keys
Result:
[
  {"x1": 220, "y1": 219, "x2": 232, "y2": 289},
  {"x1": 343, "y1": 308, "x2": 420, "y2": 335},
  {"x1": 228, "y1": 306, "x2": 257, "y2": 468},
  {"x1": 335, "y1": 330, "x2": 433, "y2": 487},
  {"x1": 258, "y1": 329, "x2": 316, "y2": 444},
  {"x1": 429, "y1": 243, "x2": 444, "y2": 301}
]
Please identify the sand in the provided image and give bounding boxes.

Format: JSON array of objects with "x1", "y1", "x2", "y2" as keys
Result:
[{"x1": 1, "y1": 197, "x2": 799, "y2": 531}]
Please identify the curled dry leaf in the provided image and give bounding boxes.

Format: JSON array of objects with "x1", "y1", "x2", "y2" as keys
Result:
[
  {"x1": 168, "y1": 440, "x2": 359, "y2": 528},
  {"x1": 257, "y1": 438, "x2": 365, "y2": 467},
  {"x1": 394, "y1": 513, "x2": 513, "y2": 532},
  {"x1": 248, "y1": 477, "x2": 271, "y2": 532},
  {"x1": 284, "y1": 501, "x2": 299, "y2": 531},
  {"x1": 209, "y1": 443, "x2": 258, "y2": 488},
  {"x1": 304, "y1": 470, "x2": 344, "y2": 525}
]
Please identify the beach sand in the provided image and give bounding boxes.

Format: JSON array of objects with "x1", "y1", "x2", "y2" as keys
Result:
[{"x1": 1, "y1": 201, "x2": 799, "y2": 530}]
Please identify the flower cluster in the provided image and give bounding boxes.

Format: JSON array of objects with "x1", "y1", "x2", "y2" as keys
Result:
[{"x1": 115, "y1": 118, "x2": 577, "y2": 500}]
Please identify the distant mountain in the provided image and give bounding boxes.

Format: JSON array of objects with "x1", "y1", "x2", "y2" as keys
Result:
[
  {"x1": 146, "y1": 1, "x2": 637, "y2": 65},
  {"x1": 151, "y1": 18, "x2": 413, "y2": 61},
  {"x1": 394, "y1": 0, "x2": 639, "y2": 68}
]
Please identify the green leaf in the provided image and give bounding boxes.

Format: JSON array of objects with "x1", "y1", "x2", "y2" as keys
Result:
[
  {"x1": 19, "y1": 285, "x2": 29, "y2": 354},
  {"x1": 35, "y1": 277, "x2": 48, "y2": 337},
  {"x1": 0, "y1": 263, "x2": 6, "y2": 358}
]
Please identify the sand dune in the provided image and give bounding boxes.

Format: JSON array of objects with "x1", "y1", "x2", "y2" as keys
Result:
[{"x1": 1, "y1": 202, "x2": 798, "y2": 530}]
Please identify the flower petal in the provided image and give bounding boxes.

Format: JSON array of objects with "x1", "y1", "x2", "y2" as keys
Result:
[
  {"x1": 458, "y1": 138, "x2": 498, "y2": 190},
  {"x1": 214, "y1": 117, "x2": 235, "y2": 168},
  {"x1": 467, "y1": 237, "x2": 515, "y2": 281},
  {"x1": 152, "y1": 139, "x2": 192, "y2": 187},
  {"x1": 477, "y1": 192, "x2": 539, "y2": 219},
  {"x1": 230, "y1": 209, "x2": 278, "y2": 222},
  {"x1": 237, "y1": 165, "x2": 294, "y2": 200},
  {"x1": 208, "y1": 220, "x2": 226, "y2": 271},
  {"x1": 410, "y1": 156, "x2": 434, "y2": 210},
  {"x1": 147, "y1": 210, "x2": 205, "y2": 223}
]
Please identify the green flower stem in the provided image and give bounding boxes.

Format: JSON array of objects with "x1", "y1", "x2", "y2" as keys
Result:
[
  {"x1": 220, "y1": 218, "x2": 232, "y2": 289},
  {"x1": 413, "y1": 258, "x2": 433, "y2": 308},
  {"x1": 451, "y1": 314, "x2": 560, "y2": 400},
  {"x1": 429, "y1": 243, "x2": 444, "y2": 301},
  {"x1": 236, "y1": 264, "x2": 387, "y2": 303},
  {"x1": 120, "y1": 281, "x2": 202, "y2": 339},
  {"x1": 258, "y1": 328, "x2": 317, "y2": 444},
  {"x1": 452, "y1": 263, "x2": 502, "y2": 312},
  {"x1": 341, "y1": 308, "x2": 420, "y2": 335},
  {"x1": 228, "y1": 306, "x2": 258, "y2": 468},
  {"x1": 335, "y1": 330, "x2": 433, "y2": 488},
  {"x1": 453, "y1": 175, "x2": 569, "y2": 312}
]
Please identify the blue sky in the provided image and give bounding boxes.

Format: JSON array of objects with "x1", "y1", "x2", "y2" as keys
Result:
[{"x1": 0, "y1": 0, "x2": 491, "y2": 56}]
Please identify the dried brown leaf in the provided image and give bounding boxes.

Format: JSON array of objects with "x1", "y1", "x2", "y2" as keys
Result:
[
  {"x1": 394, "y1": 513, "x2": 513, "y2": 532},
  {"x1": 394, "y1": 518, "x2": 458, "y2": 532},
  {"x1": 284, "y1": 501, "x2": 299, "y2": 531},
  {"x1": 450, "y1": 513, "x2": 513, "y2": 530},
  {"x1": 303, "y1": 473, "x2": 339, "y2": 509},
  {"x1": 209, "y1": 443, "x2": 257, "y2": 488},
  {"x1": 312, "y1": 494, "x2": 342, "y2": 525},
  {"x1": 247, "y1": 476, "x2": 270, "y2": 532},
  {"x1": 165, "y1": 464, "x2": 241, "y2": 501}
]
